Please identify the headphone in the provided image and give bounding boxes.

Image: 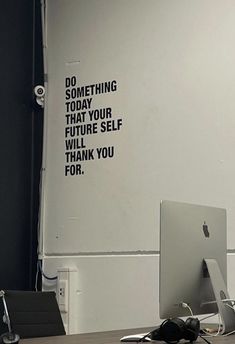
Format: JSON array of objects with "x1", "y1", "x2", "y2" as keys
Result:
[{"x1": 150, "y1": 317, "x2": 200, "y2": 344}]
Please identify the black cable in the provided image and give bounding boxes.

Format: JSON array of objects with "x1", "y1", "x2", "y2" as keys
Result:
[
  {"x1": 198, "y1": 334, "x2": 212, "y2": 344},
  {"x1": 37, "y1": 260, "x2": 58, "y2": 280}
]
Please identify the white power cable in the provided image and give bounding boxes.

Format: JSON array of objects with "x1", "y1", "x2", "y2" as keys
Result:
[
  {"x1": 201, "y1": 313, "x2": 222, "y2": 337},
  {"x1": 200, "y1": 299, "x2": 235, "y2": 337},
  {"x1": 181, "y1": 302, "x2": 194, "y2": 316}
]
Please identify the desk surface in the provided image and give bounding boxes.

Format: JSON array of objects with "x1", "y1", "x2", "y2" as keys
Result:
[{"x1": 21, "y1": 327, "x2": 235, "y2": 344}]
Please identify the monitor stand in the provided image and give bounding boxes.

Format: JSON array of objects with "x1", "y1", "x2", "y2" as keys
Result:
[{"x1": 204, "y1": 258, "x2": 235, "y2": 334}]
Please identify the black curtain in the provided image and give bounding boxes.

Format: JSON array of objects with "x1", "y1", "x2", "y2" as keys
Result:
[{"x1": 0, "y1": 0, "x2": 43, "y2": 292}]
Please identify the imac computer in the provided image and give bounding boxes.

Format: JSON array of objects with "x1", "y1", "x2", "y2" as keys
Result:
[{"x1": 160, "y1": 200, "x2": 235, "y2": 334}]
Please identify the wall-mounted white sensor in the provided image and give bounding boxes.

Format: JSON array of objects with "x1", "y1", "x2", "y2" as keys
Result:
[{"x1": 34, "y1": 85, "x2": 45, "y2": 107}]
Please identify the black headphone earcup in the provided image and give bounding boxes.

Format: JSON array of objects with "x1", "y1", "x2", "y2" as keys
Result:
[
  {"x1": 184, "y1": 317, "x2": 200, "y2": 341},
  {"x1": 150, "y1": 326, "x2": 162, "y2": 341},
  {"x1": 158, "y1": 318, "x2": 186, "y2": 343}
]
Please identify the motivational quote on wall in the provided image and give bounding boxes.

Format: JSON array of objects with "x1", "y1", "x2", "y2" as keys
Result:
[{"x1": 64, "y1": 76, "x2": 123, "y2": 176}]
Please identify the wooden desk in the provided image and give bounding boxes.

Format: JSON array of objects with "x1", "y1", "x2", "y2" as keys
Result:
[{"x1": 21, "y1": 327, "x2": 235, "y2": 344}]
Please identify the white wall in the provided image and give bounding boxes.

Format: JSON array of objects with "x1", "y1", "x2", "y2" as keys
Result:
[
  {"x1": 42, "y1": 255, "x2": 159, "y2": 333},
  {"x1": 41, "y1": 0, "x2": 235, "y2": 333}
]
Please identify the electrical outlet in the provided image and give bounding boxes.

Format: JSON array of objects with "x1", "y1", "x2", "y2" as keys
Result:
[
  {"x1": 57, "y1": 267, "x2": 78, "y2": 334},
  {"x1": 58, "y1": 279, "x2": 68, "y2": 313}
]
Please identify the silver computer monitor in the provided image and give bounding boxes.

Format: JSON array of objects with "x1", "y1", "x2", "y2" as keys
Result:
[{"x1": 159, "y1": 200, "x2": 235, "y2": 334}]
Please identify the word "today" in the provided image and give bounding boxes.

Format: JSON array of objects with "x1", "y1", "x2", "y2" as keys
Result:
[{"x1": 65, "y1": 98, "x2": 92, "y2": 112}]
